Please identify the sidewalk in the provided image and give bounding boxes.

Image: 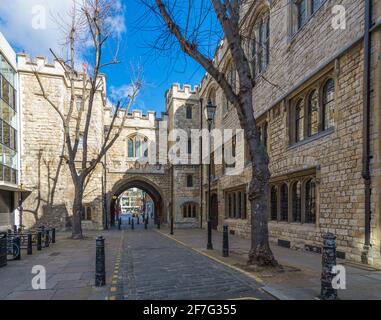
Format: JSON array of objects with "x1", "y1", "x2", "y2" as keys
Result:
[
  {"x1": 158, "y1": 227, "x2": 381, "y2": 300},
  {"x1": 0, "y1": 230, "x2": 122, "y2": 300}
]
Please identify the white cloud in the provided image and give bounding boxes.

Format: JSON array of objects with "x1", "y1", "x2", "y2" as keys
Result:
[
  {"x1": 109, "y1": 84, "x2": 134, "y2": 103},
  {"x1": 0, "y1": 0, "x2": 126, "y2": 61},
  {"x1": 0, "y1": 0, "x2": 74, "y2": 57}
]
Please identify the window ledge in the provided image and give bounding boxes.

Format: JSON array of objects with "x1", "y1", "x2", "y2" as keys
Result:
[{"x1": 288, "y1": 127, "x2": 334, "y2": 150}]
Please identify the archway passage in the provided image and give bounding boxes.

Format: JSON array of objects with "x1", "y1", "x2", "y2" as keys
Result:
[{"x1": 109, "y1": 178, "x2": 165, "y2": 227}]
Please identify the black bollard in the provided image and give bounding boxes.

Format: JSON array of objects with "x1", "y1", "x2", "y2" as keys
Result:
[
  {"x1": 13, "y1": 236, "x2": 21, "y2": 260},
  {"x1": 223, "y1": 225, "x2": 229, "y2": 257},
  {"x1": 27, "y1": 233, "x2": 33, "y2": 255},
  {"x1": 128, "y1": 217, "x2": 131, "y2": 225},
  {"x1": 118, "y1": 217, "x2": 121, "y2": 230},
  {"x1": 95, "y1": 236, "x2": 106, "y2": 287},
  {"x1": 132, "y1": 218, "x2": 135, "y2": 230},
  {"x1": 321, "y1": 233, "x2": 338, "y2": 300},
  {"x1": 51, "y1": 228, "x2": 56, "y2": 244},
  {"x1": 157, "y1": 220, "x2": 160, "y2": 230},
  {"x1": 170, "y1": 215, "x2": 174, "y2": 235},
  {"x1": 137, "y1": 216, "x2": 140, "y2": 225},
  {"x1": 45, "y1": 230, "x2": 50, "y2": 248},
  {"x1": 145, "y1": 218, "x2": 148, "y2": 230},
  {"x1": 37, "y1": 231, "x2": 42, "y2": 251}
]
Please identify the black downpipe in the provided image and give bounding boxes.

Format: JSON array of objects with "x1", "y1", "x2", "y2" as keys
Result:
[
  {"x1": 200, "y1": 98, "x2": 204, "y2": 229},
  {"x1": 362, "y1": 0, "x2": 373, "y2": 264}
]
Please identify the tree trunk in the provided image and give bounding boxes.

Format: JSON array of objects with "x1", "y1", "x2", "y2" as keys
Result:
[
  {"x1": 72, "y1": 182, "x2": 84, "y2": 239},
  {"x1": 241, "y1": 92, "x2": 278, "y2": 267}
]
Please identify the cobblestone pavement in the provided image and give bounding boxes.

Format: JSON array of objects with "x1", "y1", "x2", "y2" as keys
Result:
[{"x1": 108, "y1": 225, "x2": 273, "y2": 300}]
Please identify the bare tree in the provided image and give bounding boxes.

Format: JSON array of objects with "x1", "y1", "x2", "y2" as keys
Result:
[
  {"x1": 139, "y1": 0, "x2": 277, "y2": 266},
  {"x1": 34, "y1": 0, "x2": 141, "y2": 239}
]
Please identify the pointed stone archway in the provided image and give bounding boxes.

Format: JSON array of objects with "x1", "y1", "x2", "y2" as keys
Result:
[{"x1": 108, "y1": 176, "x2": 168, "y2": 227}]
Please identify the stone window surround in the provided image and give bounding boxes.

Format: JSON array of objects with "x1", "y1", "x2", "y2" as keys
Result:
[
  {"x1": 224, "y1": 185, "x2": 247, "y2": 220},
  {"x1": 247, "y1": 7, "x2": 270, "y2": 79},
  {"x1": 288, "y1": 0, "x2": 328, "y2": 42},
  {"x1": 82, "y1": 204, "x2": 93, "y2": 221},
  {"x1": 182, "y1": 202, "x2": 198, "y2": 219},
  {"x1": 186, "y1": 104, "x2": 193, "y2": 119},
  {"x1": 269, "y1": 167, "x2": 320, "y2": 226},
  {"x1": 126, "y1": 134, "x2": 149, "y2": 159},
  {"x1": 186, "y1": 174, "x2": 193, "y2": 188},
  {"x1": 288, "y1": 71, "x2": 337, "y2": 147}
]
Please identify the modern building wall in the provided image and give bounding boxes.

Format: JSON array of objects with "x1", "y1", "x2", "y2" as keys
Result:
[{"x1": 0, "y1": 32, "x2": 21, "y2": 232}]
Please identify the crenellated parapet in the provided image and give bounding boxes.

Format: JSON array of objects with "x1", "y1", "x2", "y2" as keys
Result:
[{"x1": 17, "y1": 53, "x2": 106, "y2": 97}]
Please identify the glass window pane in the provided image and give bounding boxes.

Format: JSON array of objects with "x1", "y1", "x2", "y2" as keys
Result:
[
  {"x1": 308, "y1": 90, "x2": 318, "y2": 136},
  {"x1": 323, "y1": 79, "x2": 335, "y2": 130},
  {"x1": 3, "y1": 122, "x2": 10, "y2": 147},
  {"x1": 280, "y1": 184, "x2": 288, "y2": 221},
  {"x1": 1, "y1": 75, "x2": 10, "y2": 105},
  {"x1": 292, "y1": 182, "x2": 301, "y2": 222},
  {"x1": 271, "y1": 187, "x2": 278, "y2": 221},
  {"x1": 4, "y1": 165, "x2": 11, "y2": 183}
]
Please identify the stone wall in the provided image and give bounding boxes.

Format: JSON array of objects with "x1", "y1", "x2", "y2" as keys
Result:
[
  {"x1": 199, "y1": 0, "x2": 381, "y2": 265},
  {"x1": 18, "y1": 54, "x2": 106, "y2": 231}
]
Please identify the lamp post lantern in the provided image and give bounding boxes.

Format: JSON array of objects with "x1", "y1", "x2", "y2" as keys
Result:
[{"x1": 205, "y1": 99, "x2": 216, "y2": 250}]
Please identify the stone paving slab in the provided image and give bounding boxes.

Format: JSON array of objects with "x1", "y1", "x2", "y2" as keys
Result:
[{"x1": 0, "y1": 230, "x2": 122, "y2": 300}]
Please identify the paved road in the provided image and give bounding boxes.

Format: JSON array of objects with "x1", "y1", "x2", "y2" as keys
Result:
[{"x1": 110, "y1": 228, "x2": 272, "y2": 300}]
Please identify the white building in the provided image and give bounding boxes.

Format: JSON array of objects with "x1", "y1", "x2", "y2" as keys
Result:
[{"x1": 0, "y1": 32, "x2": 23, "y2": 232}]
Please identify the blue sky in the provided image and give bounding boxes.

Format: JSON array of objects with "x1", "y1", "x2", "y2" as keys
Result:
[{"x1": 0, "y1": 0, "x2": 210, "y2": 114}]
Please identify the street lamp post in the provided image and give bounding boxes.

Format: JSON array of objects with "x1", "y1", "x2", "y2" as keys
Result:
[
  {"x1": 205, "y1": 100, "x2": 216, "y2": 250},
  {"x1": 18, "y1": 184, "x2": 24, "y2": 232}
]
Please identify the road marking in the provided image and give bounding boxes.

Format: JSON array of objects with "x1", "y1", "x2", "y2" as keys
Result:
[{"x1": 156, "y1": 230, "x2": 264, "y2": 285}]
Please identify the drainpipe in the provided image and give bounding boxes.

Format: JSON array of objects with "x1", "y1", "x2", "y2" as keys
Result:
[
  {"x1": 362, "y1": 0, "x2": 373, "y2": 264},
  {"x1": 200, "y1": 98, "x2": 204, "y2": 229}
]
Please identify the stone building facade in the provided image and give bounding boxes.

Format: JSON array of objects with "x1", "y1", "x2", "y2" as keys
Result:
[{"x1": 198, "y1": 0, "x2": 381, "y2": 266}]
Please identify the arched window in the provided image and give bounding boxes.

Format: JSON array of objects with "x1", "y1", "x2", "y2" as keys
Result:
[
  {"x1": 270, "y1": 186, "x2": 278, "y2": 221},
  {"x1": 187, "y1": 175, "x2": 193, "y2": 188},
  {"x1": 127, "y1": 135, "x2": 149, "y2": 159},
  {"x1": 305, "y1": 179, "x2": 316, "y2": 223},
  {"x1": 280, "y1": 183, "x2": 288, "y2": 221},
  {"x1": 295, "y1": 99, "x2": 304, "y2": 142},
  {"x1": 182, "y1": 203, "x2": 198, "y2": 218},
  {"x1": 307, "y1": 90, "x2": 318, "y2": 137},
  {"x1": 224, "y1": 61, "x2": 236, "y2": 114},
  {"x1": 208, "y1": 88, "x2": 217, "y2": 106},
  {"x1": 249, "y1": 11, "x2": 270, "y2": 77},
  {"x1": 292, "y1": 181, "x2": 301, "y2": 222},
  {"x1": 312, "y1": 0, "x2": 323, "y2": 14},
  {"x1": 186, "y1": 105, "x2": 193, "y2": 119},
  {"x1": 296, "y1": 0, "x2": 307, "y2": 30},
  {"x1": 323, "y1": 79, "x2": 335, "y2": 130}
]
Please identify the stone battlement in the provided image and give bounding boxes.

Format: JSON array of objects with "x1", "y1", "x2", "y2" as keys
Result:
[
  {"x1": 17, "y1": 53, "x2": 66, "y2": 75},
  {"x1": 170, "y1": 83, "x2": 200, "y2": 95}
]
